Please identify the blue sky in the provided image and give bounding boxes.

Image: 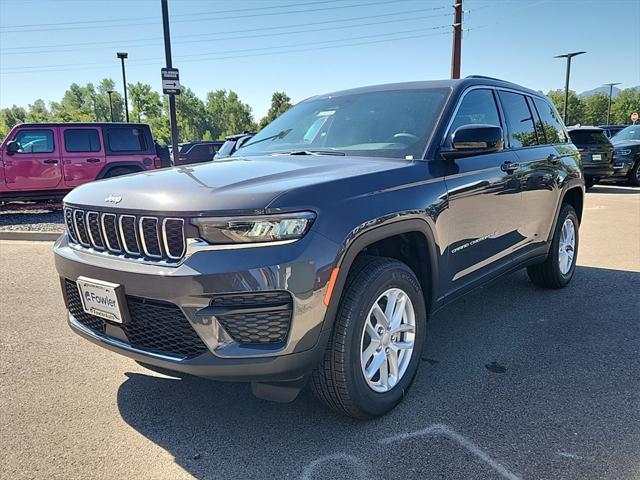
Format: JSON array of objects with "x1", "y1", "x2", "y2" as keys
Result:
[{"x1": 1, "y1": 0, "x2": 639, "y2": 119}]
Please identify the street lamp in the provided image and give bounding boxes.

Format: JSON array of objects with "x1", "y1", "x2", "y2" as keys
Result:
[
  {"x1": 603, "y1": 82, "x2": 621, "y2": 125},
  {"x1": 554, "y1": 51, "x2": 586, "y2": 124},
  {"x1": 106, "y1": 90, "x2": 115, "y2": 122},
  {"x1": 116, "y1": 52, "x2": 129, "y2": 123}
]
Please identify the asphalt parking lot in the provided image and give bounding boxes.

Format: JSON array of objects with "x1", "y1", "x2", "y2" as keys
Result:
[{"x1": 1, "y1": 184, "x2": 638, "y2": 480}]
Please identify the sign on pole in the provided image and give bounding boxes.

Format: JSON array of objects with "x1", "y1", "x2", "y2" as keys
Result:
[
  {"x1": 161, "y1": 68, "x2": 180, "y2": 95},
  {"x1": 631, "y1": 112, "x2": 639, "y2": 124}
]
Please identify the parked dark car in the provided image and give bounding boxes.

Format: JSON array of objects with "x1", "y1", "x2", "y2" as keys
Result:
[
  {"x1": 214, "y1": 132, "x2": 256, "y2": 160},
  {"x1": 0, "y1": 122, "x2": 160, "y2": 202},
  {"x1": 610, "y1": 125, "x2": 640, "y2": 186},
  {"x1": 598, "y1": 124, "x2": 626, "y2": 139},
  {"x1": 567, "y1": 127, "x2": 614, "y2": 188},
  {"x1": 54, "y1": 76, "x2": 583, "y2": 418},
  {"x1": 175, "y1": 141, "x2": 224, "y2": 165}
]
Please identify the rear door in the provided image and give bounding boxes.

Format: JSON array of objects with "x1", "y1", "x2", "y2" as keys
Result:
[
  {"x1": 4, "y1": 127, "x2": 62, "y2": 191},
  {"x1": 441, "y1": 88, "x2": 523, "y2": 289},
  {"x1": 61, "y1": 126, "x2": 106, "y2": 187}
]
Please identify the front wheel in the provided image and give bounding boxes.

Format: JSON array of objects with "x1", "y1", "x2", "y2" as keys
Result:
[
  {"x1": 527, "y1": 204, "x2": 579, "y2": 289},
  {"x1": 311, "y1": 257, "x2": 426, "y2": 419},
  {"x1": 628, "y1": 161, "x2": 640, "y2": 186}
]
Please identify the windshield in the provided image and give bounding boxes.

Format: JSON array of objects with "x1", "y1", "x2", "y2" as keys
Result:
[
  {"x1": 612, "y1": 125, "x2": 640, "y2": 142},
  {"x1": 568, "y1": 130, "x2": 610, "y2": 146},
  {"x1": 236, "y1": 88, "x2": 449, "y2": 159}
]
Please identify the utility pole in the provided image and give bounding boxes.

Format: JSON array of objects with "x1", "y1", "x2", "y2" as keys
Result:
[
  {"x1": 604, "y1": 82, "x2": 621, "y2": 125},
  {"x1": 554, "y1": 51, "x2": 586, "y2": 125},
  {"x1": 161, "y1": 0, "x2": 180, "y2": 166},
  {"x1": 450, "y1": 0, "x2": 463, "y2": 79},
  {"x1": 106, "y1": 90, "x2": 114, "y2": 122},
  {"x1": 117, "y1": 52, "x2": 130, "y2": 122}
]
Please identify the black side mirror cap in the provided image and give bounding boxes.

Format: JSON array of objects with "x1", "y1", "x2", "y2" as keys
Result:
[
  {"x1": 441, "y1": 124, "x2": 504, "y2": 159},
  {"x1": 6, "y1": 140, "x2": 19, "y2": 155}
]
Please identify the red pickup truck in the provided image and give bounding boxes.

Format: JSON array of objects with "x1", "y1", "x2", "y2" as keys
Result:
[{"x1": 0, "y1": 123, "x2": 161, "y2": 202}]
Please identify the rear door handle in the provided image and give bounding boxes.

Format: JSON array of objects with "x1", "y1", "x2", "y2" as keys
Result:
[
  {"x1": 500, "y1": 161, "x2": 519, "y2": 173},
  {"x1": 86, "y1": 158, "x2": 101, "y2": 163},
  {"x1": 547, "y1": 154, "x2": 559, "y2": 164},
  {"x1": 43, "y1": 159, "x2": 58, "y2": 164}
]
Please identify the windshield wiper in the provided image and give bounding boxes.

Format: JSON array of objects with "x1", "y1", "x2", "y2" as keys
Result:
[{"x1": 272, "y1": 150, "x2": 345, "y2": 156}]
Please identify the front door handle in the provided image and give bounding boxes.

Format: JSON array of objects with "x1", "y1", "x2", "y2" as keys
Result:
[
  {"x1": 500, "y1": 161, "x2": 519, "y2": 173},
  {"x1": 43, "y1": 159, "x2": 58, "y2": 164},
  {"x1": 86, "y1": 158, "x2": 101, "y2": 163}
]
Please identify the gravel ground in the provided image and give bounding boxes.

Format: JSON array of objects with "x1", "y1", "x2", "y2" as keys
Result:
[{"x1": 0, "y1": 202, "x2": 64, "y2": 232}]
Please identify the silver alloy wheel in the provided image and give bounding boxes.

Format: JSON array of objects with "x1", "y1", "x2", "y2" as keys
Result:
[
  {"x1": 558, "y1": 218, "x2": 576, "y2": 275},
  {"x1": 360, "y1": 288, "x2": 416, "y2": 393}
]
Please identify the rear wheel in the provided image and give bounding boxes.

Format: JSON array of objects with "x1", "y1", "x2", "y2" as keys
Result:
[
  {"x1": 527, "y1": 203, "x2": 579, "y2": 289},
  {"x1": 105, "y1": 167, "x2": 137, "y2": 178},
  {"x1": 628, "y1": 161, "x2": 640, "y2": 186},
  {"x1": 311, "y1": 257, "x2": 426, "y2": 419}
]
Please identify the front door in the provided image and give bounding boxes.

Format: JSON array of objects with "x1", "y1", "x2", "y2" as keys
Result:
[
  {"x1": 61, "y1": 126, "x2": 106, "y2": 187},
  {"x1": 4, "y1": 128, "x2": 62, "y2": 191},
  {"x1": 439, "y1": 88, "x2": 523, "y2": 291}
]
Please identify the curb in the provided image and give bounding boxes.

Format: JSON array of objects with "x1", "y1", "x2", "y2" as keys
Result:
[{"x1": 0, "y1": 230, "x2": 62, "y2": 242}]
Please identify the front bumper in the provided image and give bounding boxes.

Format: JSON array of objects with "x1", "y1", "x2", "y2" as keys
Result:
[{"x1": 54, "y1": 231, "x2": 339, "y2": 382}]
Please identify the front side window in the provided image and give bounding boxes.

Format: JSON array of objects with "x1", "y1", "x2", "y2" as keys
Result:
[
  {"x1": 106, "y1": 127, "x2": 147, "y2": 152},
  {"x1": 64, "y1": 129, "x2": 101, "y2": 152},
  {"x1": 499, "y1": 91, "x2": 539, "y2": 148},
  {"x1": 14, "y1": 129, "x2": 55, "y2": 153},
  {"x1": 236, "y1": 88, "x2": 450, "y2": 160},
  {"x1": 533, "y1": 98, "x2": 568, "y2": 144},
  {"x1": 448, "y1": 89, "x2": 501, "y2": 138}
]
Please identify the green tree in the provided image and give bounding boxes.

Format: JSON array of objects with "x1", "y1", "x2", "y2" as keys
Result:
[
  {"x1": 259, "y1": 91, "x2": 292, "y2": 129},
  {"x1": 0, "y1": 105, "x2": 27, "y2": 138},
  {"x1": 26, "y1": 99, "x2": 52, "y2": 123},
  {"x1": 582, "y1": 93, "x2": 610, "y2": 125},
  {"x1": 547, "y1": 89, "x2": 584, "y2": 125},
  {"x1": 610, "y1": 88, "x2": 640, "y2": 125},
  {"x1": 128, "y1": 82, "x2": 162, "y2": 123},
  {"x1": 205, "y1": 89, "x2": 255, "y2": 139},
  {"x1": 172, "y1": 87, "x2": 208, "y2": 142},
  {"x1": 98, "y1": 78, "x2": 125, "y2": 122}
]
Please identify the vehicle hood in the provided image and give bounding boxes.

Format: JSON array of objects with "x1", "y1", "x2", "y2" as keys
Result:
[
  {"x1": 611, "y1": 139, "x2": 640, "y2": 149},
  {"x1": 64, "y1": 155, "x2": 415, "y2": 214}
]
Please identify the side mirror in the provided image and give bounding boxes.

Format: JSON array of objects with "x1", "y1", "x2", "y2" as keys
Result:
[
  {"x1": 6, "y1": 140, "x2": 19, "y2": 155},
  {"x1": 441, "y1": 124, "x2": 504, "y2": 159}
]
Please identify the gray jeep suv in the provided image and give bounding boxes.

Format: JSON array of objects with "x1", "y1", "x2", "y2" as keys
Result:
[{"x1": 54, "y1": 76, "x2": 584, "y2": 419}]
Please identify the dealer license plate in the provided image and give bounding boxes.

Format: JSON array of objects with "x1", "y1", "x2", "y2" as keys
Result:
[
  {"x1": 592, "y1": 154, "x2": 602, "y2": 161},
  {"x1": 77, "y1": 276, "x2": 124, "y2": 324}
]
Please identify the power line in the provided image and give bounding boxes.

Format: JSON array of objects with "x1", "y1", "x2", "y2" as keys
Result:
[
  {"x1": 0, "y1": 0, "x2": 432, "y2": 33},
  {"x1": 1, "y1": 11, "x2": 451, "y2": 56},
  {"x1": 0, "y1": 28, "x2": 455, "y2": 75}
]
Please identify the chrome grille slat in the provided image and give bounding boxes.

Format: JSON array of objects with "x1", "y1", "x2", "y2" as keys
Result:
[
  {"x1": 101, "y1": 213, "x2": 122, "y2": 253},
  {"x1": 66, "y1": 208, "x2": 184, "y2": 262}
]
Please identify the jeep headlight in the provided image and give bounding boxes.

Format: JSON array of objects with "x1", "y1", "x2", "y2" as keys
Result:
[
  {"x1": 192, "y1": 212, "x2": 315, "y2": 244},
  {"x1": 615, "y1": 149, "x2": 631, "y2": 156}
]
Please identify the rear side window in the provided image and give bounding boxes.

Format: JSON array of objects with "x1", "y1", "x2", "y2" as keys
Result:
[
  {"x1": 498, "y1": 91, "x2": 539, "y2": 148},
  {"x1": 64, "y1": 129, "x2": 101, "y2": 152},
  {"x1": 449, "y1": 89, "x2": 501, "y2": 136},
  {"x1": 533, "y1": 98, "x2": 568, "y2": 143},
  {"x1": 106, "y1": 127, "x2": 148, "y2": 152},
  {"x1": 568, "y1": 130, "x2": 610, "y2": 146},
  {"x1": 14, "y1": 129, "x2": 55, "y2": 153}
]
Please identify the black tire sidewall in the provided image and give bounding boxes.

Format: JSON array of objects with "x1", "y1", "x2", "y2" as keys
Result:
[
  {"x1": 341, "y1": 262, "x2": 426, "y2": 417},
  {"x1": 548, "y1": 205, "x2": 579, "y2": 286}
]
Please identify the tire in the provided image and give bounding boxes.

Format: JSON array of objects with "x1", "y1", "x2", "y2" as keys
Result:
[
  {"x1": 527, "y1": 203, "x2": 579, "y2": 289},
  {"x1": 311, "y1": 256, "x2": 427, "y2": 419},
  {"x1": 105, "y1": 167, "x2": 137, "y2": 178},
  {"x1": 628, "y1": 160, "x2": 640, "y2": 187}
]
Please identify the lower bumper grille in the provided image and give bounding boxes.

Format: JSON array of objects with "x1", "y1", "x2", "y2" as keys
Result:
[
  {"x1": 210, "y1": 292, "x2": 293, "y2": 345},
  {"x1": 64, "y1": 280, "x2": 208, "y2": 359}
]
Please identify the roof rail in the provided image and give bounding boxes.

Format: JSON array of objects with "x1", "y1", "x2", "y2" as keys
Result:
[{"x1": 465, "y1": 75, "x2": 506, "y2": 82}]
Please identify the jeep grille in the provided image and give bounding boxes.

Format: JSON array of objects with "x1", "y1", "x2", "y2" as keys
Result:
[{"x1": 64, "y1": 207, "x2": 185, "y2": 261}]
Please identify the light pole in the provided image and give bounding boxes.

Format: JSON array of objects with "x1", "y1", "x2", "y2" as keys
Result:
[
  {"x1": 117, "y1": 52, "x2": 129, "y2": 122},
  {"x1": 162, "y1": 0, "x2": 180, "y2": 166},
  {"x1": 604, "y1": 82, "x2": 621, "y2": 125},
  {"x1": 106, "y1": 90, "x2": 115, "y2": 122},
  {"x1": 554, "y1": 51, "x2": 586, "y2": 124}
]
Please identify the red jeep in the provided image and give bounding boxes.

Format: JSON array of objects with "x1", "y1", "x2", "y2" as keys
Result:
[{"x1": 0, "y1": 123, "x2": 161, "y2": 202}]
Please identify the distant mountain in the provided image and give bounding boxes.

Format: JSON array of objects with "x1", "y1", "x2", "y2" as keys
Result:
[{"x1": 579, "y1": 85, "x2": 640, "y2": 99}]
